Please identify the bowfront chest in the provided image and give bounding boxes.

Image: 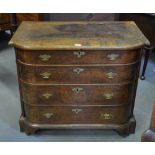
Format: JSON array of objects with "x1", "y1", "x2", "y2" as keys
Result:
[{"x1": 10, "y1": 21, "x2": 149, "y2": 136}]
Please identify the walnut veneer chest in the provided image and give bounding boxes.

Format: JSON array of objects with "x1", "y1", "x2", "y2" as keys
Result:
[{"x1": 9, "y1": 21, "x2": 149, "y2": 136}]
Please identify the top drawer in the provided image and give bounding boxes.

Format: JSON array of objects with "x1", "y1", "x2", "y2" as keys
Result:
[{"x1": 16, "y1": 49, "x2": 141, "y2": 65}]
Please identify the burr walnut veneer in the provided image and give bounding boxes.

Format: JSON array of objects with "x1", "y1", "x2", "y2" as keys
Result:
[{"x1": 9, "y1": 21, "x2": 149, "y2": 135}]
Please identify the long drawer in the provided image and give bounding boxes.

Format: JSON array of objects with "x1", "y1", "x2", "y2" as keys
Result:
[
  {"x1": 21, "y1": 82, "x2": 133, "y2": 106},
  {"x1": 16, "y1": 49, "x2": 141, "y2": 65},
  {"x1": 24, "y1": 104, "x2": 131, "y2": 124},
  {"x1": 18, "y1": 61, "x2": 137, "y2": 84}
]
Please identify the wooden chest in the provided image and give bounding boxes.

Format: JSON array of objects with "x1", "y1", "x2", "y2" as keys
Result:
[{"x1": 9, "y1": 21, "x2": 149, "y2": 136}]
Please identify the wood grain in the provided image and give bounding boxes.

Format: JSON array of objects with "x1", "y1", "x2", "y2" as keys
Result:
[
  {"x1": 16, "y1": 49, "x2": 141, "y2": 65},
  {"x1": 21, "y1": 81, "x2": 133, "y2": 106},
  {"x1": 24, "y1": 104, "x2": 131, "y2": 124},
  {"x1": 9, "y1": 21, "x2": 149, "y2": 50},
  {"x1": 18, "y1": 61, "x2": 137, "y2": 84}
]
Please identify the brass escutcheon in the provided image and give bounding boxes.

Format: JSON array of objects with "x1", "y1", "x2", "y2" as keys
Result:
[
  {"x1": 42, "y1": 93, "x2": 53, "y2": 99},
  {"x1": 72, "y1": 108, "x2": 83, "y2": 114},
  {"x1": 72, "y1": 87, "x2": 83, "y2": 93},
  {"x1": 101, "y1": 113, "x2": 113, "y2": 120},
  {"x1": 106, "y1": 72, "x2": 117, "y2": 79},
  {"x1": 103, "y1": 93, "x2": 114, "y2": 100},
  {"x1": 40, "y1": 72, "x2": 51, "y2": 79},
  {"x1": 73, "y1": 68, "x2": 84, "y2": 74},
  {"x1": 39, "y1": 54, "x2": 51, "y2": 61},
  {"x1": 43, "y1": 113, "x2": 54, "y2": 119},
  {"x1": 107, "y1": 53, "x2": 119, "y2": 61},
  {"x1": 73, "y1": 51, "x2": 85, "y2": 58}
]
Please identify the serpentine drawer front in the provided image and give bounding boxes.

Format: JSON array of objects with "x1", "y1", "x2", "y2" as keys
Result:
[{"x1": 9, "y1": 21, "x2": 149, "y2": 136}]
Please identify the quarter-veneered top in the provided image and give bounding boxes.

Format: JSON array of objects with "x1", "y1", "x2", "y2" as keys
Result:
[{"x1": 9, "y1": 21, "x2": 150, "y2": 50}]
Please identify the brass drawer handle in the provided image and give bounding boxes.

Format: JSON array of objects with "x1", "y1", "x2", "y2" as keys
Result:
[
  {"x1": 39, "y1": 54, "x2": 51, "y2": 61},
  {"x1": 72, "y1": 108, "x2": 83, "y2": 114},
  {"x1": 101, "y1": 113, "x2": 113, "y2": 120},
  {"x1": 40, "y1": 72, "x2": 51, "y2": 79},
  {"x1": 106, "y1": 72, "x2": 117, "y2": 79},
  {"x1": 73, "y1": 68, "x2": 84, "y2": 74},
  {"x1": 42, "y1": 93, "x2": 53, "y2": 99},
  {"x1": 72, "y1": 87, "x2": 83, "y2": 93},
  {"x1": 103, "y1": 93, "x2": 114, "y2": 100},
  {"x1": 73, "y1": 51, "x2": 85, "y2": 58},
  {"x1": 107, "y1": 53, "x2": 119, "y2": 61},
  {"x1": 43, "y1": 113, "x2": 54, "y2": 119}
]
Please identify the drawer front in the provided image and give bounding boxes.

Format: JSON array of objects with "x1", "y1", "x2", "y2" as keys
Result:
[
  {"x1": 21, "y1": 82, "x2": 133, "y2": 106},
  {"x1": 18, "y1": 62, "x2": 137, "y2": 84},
  {"x1": 16, "y1": 49, "x2": 141, "y2": 65},
  {"x1": 25, "y1": 105, "x2": 131, "y2": 124}
]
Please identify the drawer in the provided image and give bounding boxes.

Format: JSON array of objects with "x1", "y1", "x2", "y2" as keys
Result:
[
  {"x1": 18, "y1": 62, "x2": 137, "y2": 84},
  {"x1": 24, "y1": 104, "x2": 131, "y2": 124},
  {"x1": 16, "y1": 49, "x2": 141, "y2": 65},
  {"x1": 21, "y1": 82, "x2": 133, "y2": 106}
]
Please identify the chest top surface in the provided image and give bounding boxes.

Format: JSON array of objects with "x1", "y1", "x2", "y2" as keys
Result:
[{"x1": 9, "y1": 21, "x2": 149, "y2": 50}]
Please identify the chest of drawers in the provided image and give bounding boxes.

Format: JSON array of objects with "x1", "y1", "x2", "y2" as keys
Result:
[{"x1": 9, "y1": 21, "x2": 149, "y2": 136}]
